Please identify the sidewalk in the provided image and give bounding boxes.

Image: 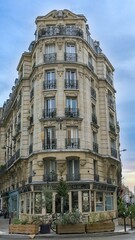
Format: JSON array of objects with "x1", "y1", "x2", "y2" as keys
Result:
[{"x1": 0, "y1": 217, "x2": 134, "y2": 239}]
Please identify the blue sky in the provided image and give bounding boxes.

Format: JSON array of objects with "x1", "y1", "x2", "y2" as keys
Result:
[{"x1": 0, "y1": 0, "x2": 135, "y2": 191}]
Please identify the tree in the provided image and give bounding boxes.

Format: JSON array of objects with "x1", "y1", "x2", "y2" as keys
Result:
[{"x1": 56, "y1": 178, "x2": 68, "y2": 214}]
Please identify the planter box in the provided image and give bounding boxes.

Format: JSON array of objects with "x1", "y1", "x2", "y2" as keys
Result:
[
  {"x1": 56, "y1": 223, "x2": 85, "y2": 234},
  {"x1": 9, "y1": 224, "x2": 39, "y2": 234},
  {"x1": 86, "y1": 221, "x2": 115, "y2": 233}
]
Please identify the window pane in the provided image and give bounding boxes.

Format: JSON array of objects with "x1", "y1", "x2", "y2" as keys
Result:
[
  {"x1": 96, "y1": 192, "x2": 103, "y2": 211},
  {"x1": 82, "y1": 191, "x2": 90, "y2": 212},
  {"x1": 72, "y1": 191, "x2": 78, "y2": 210}
]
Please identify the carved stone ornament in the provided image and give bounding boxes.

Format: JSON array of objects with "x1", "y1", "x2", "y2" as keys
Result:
[
  {"x1": 37, "y1": 160, "x2": 43, "y2": 167},
  {"x1": 57, "y1": 38, "x2": 64, "y2": 50},
  {"x1": 58, "y1": 163, "x2": 66, "y2": 174},
  {"x1": 80, "y1": 159, "x2": 86, "y2": 166}
]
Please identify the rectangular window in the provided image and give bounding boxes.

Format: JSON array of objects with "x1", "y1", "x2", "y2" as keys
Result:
[
  {"x1": 45, "y1": 44, "x2": 55, "y2": 54},
  {"x1": 45, "y1": 159, "x2": 57, "y2": 181},
  {"x1": 82, "y1": 191, "x2": 90, "y2": 212},
  {"x1": 66, "y1": 127, "x2": 79, "y2": 149},
  {"x1": 44, "y1": 127, "x2": 56, "y2": 149},
  {"x1": 96, "y1": 192, "x2": 103, "y2": 211},
  {"x1": 34, "y1": 192, "x2": 42, "y2": 214},
  {"x1": 44, "y1": 98, "x2": 56, "y2": 118},
  {"x1": 72, "y1": 191, "x2": 78, "y2": 210},
  {"x1": 67, "y1": 159, "x2": 79, "y2": 180}
]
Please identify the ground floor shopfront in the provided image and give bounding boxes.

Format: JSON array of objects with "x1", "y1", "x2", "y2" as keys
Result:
[{"x1": 15, "y1": 181, "x2": 117, "y2": 220}]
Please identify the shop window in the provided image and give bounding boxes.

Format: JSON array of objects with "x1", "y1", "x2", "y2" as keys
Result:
[
  {"x1": 31, "y1": 193, "x2": 34, "y2": 214},
  {"x1": 91, "y1": 191, "x2": 95, "y2": 212},
  {"x1": 105, "y1": 193, "x2": 114, "y2": 211},
  {"x1": 82, "y1": 191, "x2": 90, "y2": 212},
  {"x1": 20, "y1": 194, "x2": 24, "y2": 214},
  {"x1": 26, "y1": 193, "x2": 30, "y2": 214},
  {"x1": 34, "y1": 192, "x2": 42, "y2": 214},
  {"x1": 72, "y1": 191, "x2": 78, "y2": 210},
  {"x1": 96, "y1": 192, "x2": 103, "y2": 211}
]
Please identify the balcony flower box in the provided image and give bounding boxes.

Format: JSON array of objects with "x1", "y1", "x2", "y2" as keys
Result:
[{"x1": 56, "y1": 223, "x2": 85, "y2": 234}]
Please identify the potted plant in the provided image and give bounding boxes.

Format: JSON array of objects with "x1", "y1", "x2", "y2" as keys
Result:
[{"x1": 56, "y1": 210, "x2": 85, "y2": 234}]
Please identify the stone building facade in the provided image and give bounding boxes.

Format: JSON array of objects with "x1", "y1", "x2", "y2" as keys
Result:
[{"x1": 0, "y1": 9, "x2": 121, "y2": 219}]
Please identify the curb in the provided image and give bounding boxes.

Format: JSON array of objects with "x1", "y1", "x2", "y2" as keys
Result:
[{"x1": 0, "y1": 231, "x2": 131, "y2": 239}]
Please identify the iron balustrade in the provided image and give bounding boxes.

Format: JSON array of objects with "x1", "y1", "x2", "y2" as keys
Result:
[
  {"x1": 65, "y1": 138, "x2": 80, "y2": 149},
  {"x1": 43, "y1": 79, "x2": 56, "y2": 90},
  {"x1": 43, "y1": 172, "x2": 57, "y2": 182},
  {"x1": 43, "y1": 108, "x2": 56, "y2": 118},
  {"x1": 66, "y1": 173, "x2": 80, "y2": 181},
  {"x1": 65, "y1": 108, "x2": 79, "y2": 117},
  {"x1": 44, "y1": 53, "x2": 57, "y2": 63},
  {"x1": 42, "y1": 139, "x2": 57, "y2": 150},
  {"x1": 93, "y1": 142, "x2": 98, "y2": 153},
  {"x1": 64, "y1": 53, "x2": 77, "y2": 62},
  {"x1": 108, "y1": 98, "x2": 115, "y2": 110},
  {"x1": 111, "y1": 148, "x2": 117, "y2": 158},
  {"x1": 38, "y1": 25, "x2": 83, "y2": 38},
  {"x1": 65, "y1": 79, "x2": 78, "y2": 89}
]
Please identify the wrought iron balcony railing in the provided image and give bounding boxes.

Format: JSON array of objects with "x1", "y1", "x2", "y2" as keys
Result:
[
  {"x1": 42, "y1": 139, "x2": 57, "y2": 150},
  {"x1": 65, "y1": 138, "x2": 80, "y2": 149},
  {"x1": 64, "y1": 53, "x2": 77, "y2": 62},
  {"x1": 106, "y1": 74, "x2": 113, "y2": 85},
  {"x1": 43, "y1": 172, "x2": 57, "y2": 182},
  {"x1": 43, "y1": 79, "x2": 56, "y2": 90},
  {"x1": 65, "y1": 108, "x2": 79, "y2": 118},
  {"x1": 43, "y1": 108, "x2": 56, "y2": 118},
  {"x1": 44, "y1": 53, "x2": 57, "y2": 63},
  {"x1": 66, "y1": 173, "x2": 80, "y2": 181},
  {"x1": 65, "y1": 79, "x2": 78, "y2": 89}
]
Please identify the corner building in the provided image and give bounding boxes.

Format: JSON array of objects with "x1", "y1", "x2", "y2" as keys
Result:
[{"x1": 0, "y1": 10, "x2": 121, "y2": 219}]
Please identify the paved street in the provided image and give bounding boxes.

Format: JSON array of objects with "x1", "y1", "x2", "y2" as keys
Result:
[{"x1": 0, "y1": 217, "x2": 135, "y2": 239}]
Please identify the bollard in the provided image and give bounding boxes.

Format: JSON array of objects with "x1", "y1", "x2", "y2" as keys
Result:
[
  {"x1": 123, "y1": 212, "x2": 126, "y2": 232},
  {"x1": 130, "y1": 211, "x2": 133, "y2": 230}
]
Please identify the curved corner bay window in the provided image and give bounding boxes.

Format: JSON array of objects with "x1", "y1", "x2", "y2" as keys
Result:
[
  {"x1": 105, "y1": 193, "x2": 114, "y2": 211},
  {"x1": 82, "y1": 191, "x2": 90, "y2": 212},
  {"x1": 96, "y1": 192, "x2": 103, "y2": 211}
]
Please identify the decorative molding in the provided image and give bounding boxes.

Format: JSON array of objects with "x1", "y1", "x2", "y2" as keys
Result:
[
  {"x1": 80, "y1": 159, "x2": 86, "y2": 166},
  {"x1": 37, "y1": 160, "x2": 43, "y2": 167}
]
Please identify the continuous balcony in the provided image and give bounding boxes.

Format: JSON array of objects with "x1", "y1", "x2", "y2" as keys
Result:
[
  {"x1": 66, "y1": 173, "x2": 80, "y2": 181},
  {"x1": 42, "y1": 139, "x2": 57, "y2": 150},
  {"x1": 44, "y1": 53, "x2": 57, "y2": 63},
  {"x1": 65, "y1": 138, "x2": 80, "y2": 149},
  {"x1": 65, "y1": 79, "x2": 78, "y2": 89},
  {"x1": 42, "y1": 108, "x2": 56, "y2": 119},
  {"x1": 43, "y1": 172, "x2": 57, "y2": 182},
  {"x1": 43, "y1": 80, "x2": 56, "y2": 90},
  {"x1": 65, "y1": 108, "x2": 79, "y2": 118},
  {"x1": 38, "y1": 26, "x2": 83, "y2": 39}
]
